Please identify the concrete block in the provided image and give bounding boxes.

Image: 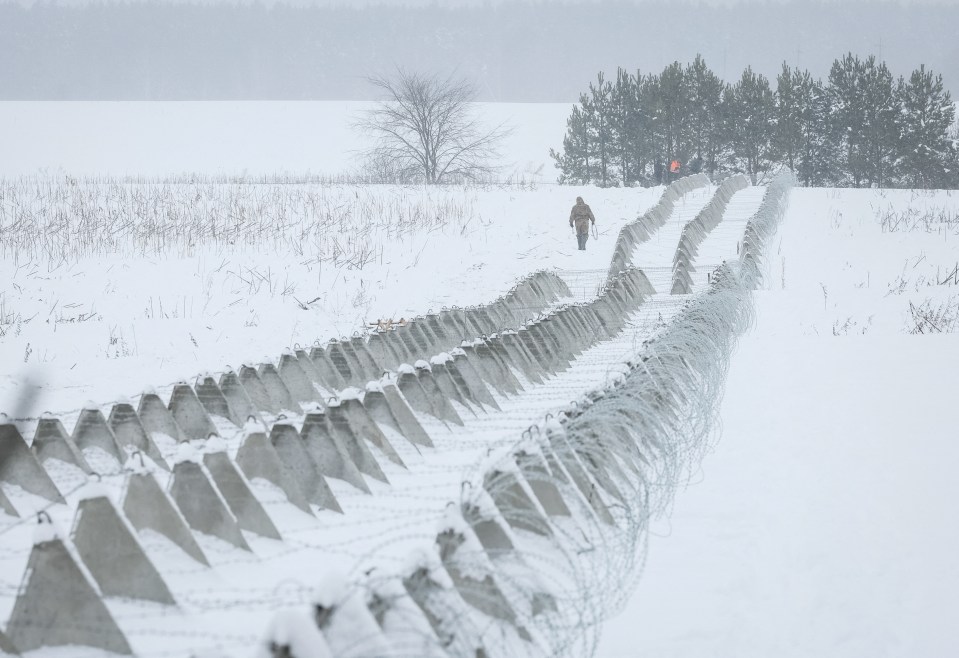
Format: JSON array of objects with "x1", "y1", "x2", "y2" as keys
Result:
[
  {"x1": 0, "y1": 629, "x2": 18, "y2": 656},
  {"x1": 168, "y1": 383, "x2": 218, "y2": 441},
  {"x1": 235, "y1": 431, "x2": 313, "y2": 514},
  {"x1": 31, "y1": 417, "x2": 91, "y2": 473},
  {"x1": 415, "y1": 364, "x2": 463, "y2": 426},
  {"x1": 0, "y1": 486, "x2": 18, "y2": 517},
  {"x1": 364, "y1": 332, "x2": 398, "y2": 372},
  {"x1": 443, "y1": 358, "x2": 492, "y2": 410},
  {"x1": 308, "y1": 347, "x2": 347, "y2": 391},
  {"x1": 203, "y1": 451, "x2": 283, "y2": 539},
  {"x1": 382, "y1": 330, "x2": 414, "y2": 365},
  {"x1": 430, "y1": 360, "x2": 476, "y2": 416},
  {"x1": 483, "y1": 469, "x2": 552, "y2": 538},
  {"x1": 278, "y1": 353, "x2": 320, "y2": 404},
  {"x1": 6, "y1": 538, "x2": 132, "y2": 654},
  {"x1": 300, "y1": 413, "x2": 370, "y2": 494},
  {"x1": 138, "y1": 392, "x2": 187, "y2": 443},
  {"x1": 72, "y1": 495, "x2": 176, "y2": 604},
  {"x1": 378, "y1": 383, "x2": 433, "y2": 447},
  {"x1": 108, "y1": 403, "x2": 169, "y2": 470},
  {"x1": 451, "y1": 351, "x2": 500, "y2": 411},
  {"x1": 326, "y1": 342, "x2": 358, "y2": 386},
  {"x1": 237, "y1": 365, "x2": 279, "y2": 414},
  {"x1": 218, "y1": 371, "x2": 262, "y2": 425},
  {"x1": 514, "y1": 451, "x2": 571, "y2": 517},
  {"x1": 350, "y1": 337, "x2": 382, "y2": 382},
  {"x1": 169, "y1": 461, "x2": 251, "y2": 551},
  {"x1": 269, "y1": 424, "x2": 343, "y2": 512},
  {"x1": 338, "y1": 398, "x2": 405, "y2": 467},
  {"x1": 0, "y1": 424, "x2": 64, "y2": 504},
  {"x1": 256, "y1": 363, "x2": 300, "y2": 413},
  {"x1": 325, "y1": 405, "x2": 388, "y2": 484},
  {"x1": 122, "y1": 472, "x2": 209, "y2": 566},
  {"x1": 436, "y1": 528, "x2": 528, "y2": 639},
  {"x1": 401, "y1": 565, "x2": 486, "y2": 657},
  {"x1": 396, "y1": 369, "x2": 437, "y2": 418},
  {"x1": 546, "y1": 432, "x2": 614, "y2": 525},
  {"x1": 195, "y1": 376, "x2": 239, "y2": 426},
  {"x1": 73, "y1": 407, "x2": 126, "y2": 464}
]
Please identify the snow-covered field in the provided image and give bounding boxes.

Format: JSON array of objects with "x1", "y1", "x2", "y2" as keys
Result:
[
  {"x1": 598, "y1": 187, "x2": 959, "y2": 657},
  {"x1": 2, "y1": 102, "x2": 958, "y2": 657}
]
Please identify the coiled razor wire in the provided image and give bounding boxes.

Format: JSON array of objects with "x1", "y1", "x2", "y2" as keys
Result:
[{"x1": 259, "y1": 171, "x2": 796, "y2": 658}]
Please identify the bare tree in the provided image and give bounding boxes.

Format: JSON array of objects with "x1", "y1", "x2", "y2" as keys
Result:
[{"x1": 357, "y1": 70, "x2": 510, "y2": 184}]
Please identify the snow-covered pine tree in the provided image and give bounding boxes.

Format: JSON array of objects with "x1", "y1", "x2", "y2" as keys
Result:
[
  {"x1": 686, "y1": 55, "x2": 726, "y2": 177},
  {"x1": 727, "y1": 67, "x2": 776, "y2": 184},
  {"x1": 550, "y1": 101, "x2": 592, "y2": 184},
  {"x1": 775, "y1": 64, "x2": 837, "y2": 186},
  {"x1": 608, "y1": 68, "x2": 641, "y2": 185},
  {"x1": 896, "y1": 65, "x2": 957, "y2": 189},
  {"x1": 587, "y1": 72, "x2": 615, "y2": 186},
  {"x1": 860, "y1": 57, "x2": 899, "y2": 187},
  {"x1": 828, "y1": 53, "x2": 867, "y2": 186}
]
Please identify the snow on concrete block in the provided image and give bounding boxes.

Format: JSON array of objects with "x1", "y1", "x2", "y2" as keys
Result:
[
  {"x1": 238, "y1": 365, "x2": 280, "y2": 415},
  {"x1": 367, "y1": 385, "x2": 433, "y2": 448},
  {"x1": 138, "y1": 392, "x2": 187, "y2": 443},
  {"x1": 71, "y1": 495, "x2": 176, "y2": 604},
  {"x1": 269, "y1": 424, "x2": 343, "y2": 513},
  {"x1": 460, "y1": 500, "x2": 515, "y2": 557},
  {"x1": 414, "y1": 364, "x2": 464, "y2": 426},
  {"x1": 108, "y1": 402, "x2": 169, "y2": 471},
  {"x1": 435, "y1": 526, "x2": 529, "y2": 640},
  {"x1": 122, "y1": 472, "x2": 209, "y2": 566},
  {"x1": 300, "y1": 412, "x2": 370, "y2": 494},
  {"x1": 258, "y1": 608, "x2": 333, "y2": 658},
  {"x1": 278, "y1": 353, "x2": 321, "y2": 404},
  {"x1": 365, "y1": 577, "x2": 446, "y2": 657},
  {"x1": 72, "y1": 407, "x2": 126, "y2": 465},
  {"x1": 401, "y1": 562, "x2": 487, "y2": 657},
  {"x1": 195, "y1": 375, "x2": 241, "y2": 426},
  {"x1": 0, "y1": 424, "x2": 65, "y2": 504},
  {"x1": 396, "y1": 369, "x2": 437, "y2": 419},
  {"x1": 338, "y1": 398, "x2": 405, "y2": 468},
  {"x1": 325, "y1": 405, "x2": 388, "y2": 484},
  {"x1": 312, "y1": 576, "x2": 393, "y2": 657},
  {"x1": 218, "y1": 371, "x2": 262, "y2": 426},
  {"x1": 482, "y1": 469, "x2": 552, "y2": 538},
  {"x1": 202, "y1": 451, "x2": 282, "y2": 540},
  {"x1": 168, "y1": 461, "x2": 251, "y2": 552},
  {"x1": 256, "y1": 363, "x2": 301, "y2": 414},
  {"x1": 30, "y1": 416, "x2": 92, "y2": 474},
  {"x1": 168, "y1": 383, "x2": 218, "y2": 442},
  {"x1": 236, "y1": 431, "x2": 314, "y2": 515},
  {"x1": 6, "y1": 537, "x2": 132, "y2": 654}
]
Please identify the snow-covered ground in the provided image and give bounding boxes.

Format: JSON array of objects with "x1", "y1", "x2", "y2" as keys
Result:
[
  {"x1": 2, "y1": 100, "x2": 958, "y2": 657},
  {"x1": 597, "y1": 188, "x2": 959, "y2": 657}
]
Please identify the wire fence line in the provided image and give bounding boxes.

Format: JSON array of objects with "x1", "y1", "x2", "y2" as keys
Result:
[{"x1": 0, "y1": 173, "x2": 795, "y2": 656}]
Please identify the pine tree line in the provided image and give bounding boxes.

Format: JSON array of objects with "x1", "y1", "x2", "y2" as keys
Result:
[{"x1": 551, "y1": 54, "x2": 958, "y2": 189}]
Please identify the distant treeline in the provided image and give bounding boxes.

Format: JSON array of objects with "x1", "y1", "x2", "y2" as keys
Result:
[
  {"x1": 2, "y1": 2, "x2": 959, "y2": 102},
  {"x1": 552, "y1": 55, "x2": 958, "y2": 189}
]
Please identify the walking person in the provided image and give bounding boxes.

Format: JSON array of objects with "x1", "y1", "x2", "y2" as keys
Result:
[{"x1": 569, "y1": 196, "x2": 596, "y2": 251}]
